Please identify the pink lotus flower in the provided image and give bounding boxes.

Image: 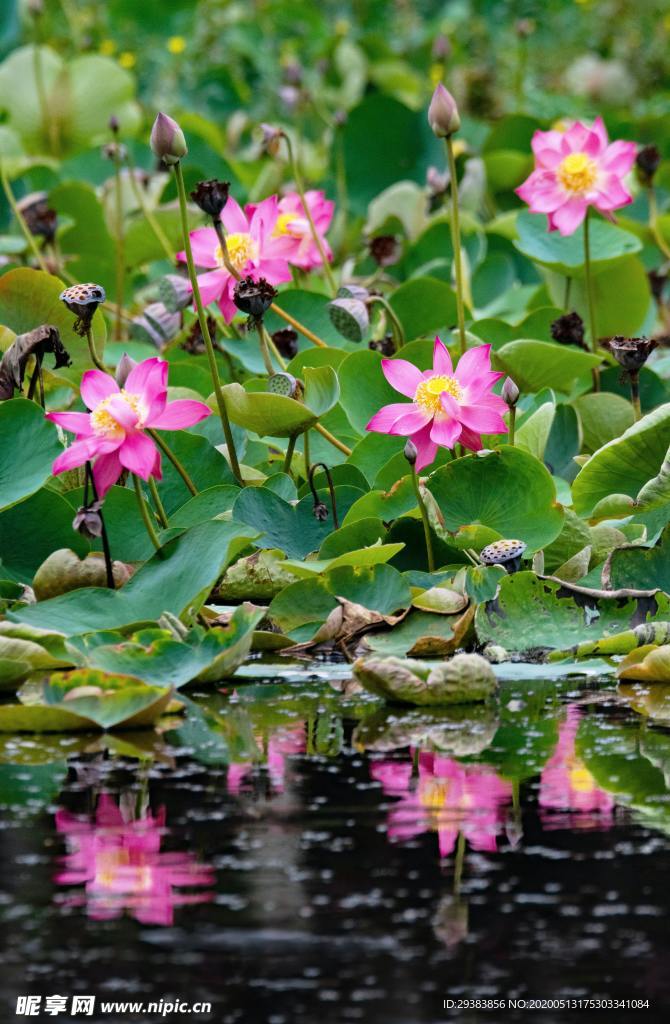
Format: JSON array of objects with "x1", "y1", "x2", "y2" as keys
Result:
[
  {"x1": 366, "y1": 337, "x2": 507, "y2": 470},
  {"x1": 271, "y1": 190, "x2": 334, "y2": 271},
  {"x1": 46, "y1": 357, "x2": 210, "y2": 498},
  {"x1": 515, "y1": 117, "x2": 636, "y2": 236},
  {"x1": 227, "y1": 723, "x2": 305, "y2": 795},
  {"x1": 539, "y1": 705, "x2": 615, "y2": 829},
  {"x1": 179, "y1": 195, "x2": 293, "y2": 321},
  {"x1": 372, "y1": 752, "x2": 512, "y2": 858},
  {"x1": 54, "y1": 794, "x2": 214, "y2": 926}
]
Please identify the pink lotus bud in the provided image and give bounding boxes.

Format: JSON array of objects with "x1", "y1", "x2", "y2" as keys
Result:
[
  {"x1": 501, "y1": 377, "x2": 520, "y2": 408},
  {"x1": 115, "y1": 352, "x2": 137, "y2": 388},
  {"x1": 150, "y1": 112, "x2": 187, "y2": 165},
  {"x1": 428, "y1": 84, "x2": 460, "y2": 138},
  {"x1": 404, "y1": 439, "x2": 418, "y2": 466}
]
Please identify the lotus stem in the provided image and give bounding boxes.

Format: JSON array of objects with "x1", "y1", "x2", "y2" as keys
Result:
[
  {"x1": 85, "y1": 326, "x2": 107, "y2": 373},
  {"x1": 256, "y1": 321, "x2": 275, "y2": 376},
  {"x1": 126, "y1": 154, "x2": 175, "y2": 261},
  {"x1": 445, "y1": 136, "x2": 467, "y2": 357},
  {"x1": 583, "y1": 209, "x2": 600, "y2": 391},
  {"x1": 629, "y1": 369, "x2": 642, "y2": 422},
  {"x1": 369, "y1": 295, "x2": 405, "y2": 348},
  {"x1": 266, "y1": 332, "x2": 287, "y2": 370},
  {"x1": 112, "y1": 148, "x2": 125, "y2": 341},
  {"x1": 86, "y1": 462, "x2": 114, "y2": 588},
  {"x1": 146, "y1": 429, "x2": 197, "y2": 495},
  {"x1": 313, "y1": 422, "x2": 352, "y2": 456},
  {"x1": 647, "y1": 186, "x2": 670, "y2": 262},
  {"x1": 133, "y1": 474, "x2": 162, "y2": 552},
  {"x1": 508, "y1": 406, "x2": 516, "y2": 445},
  {"x1": 32, "y1": 35, "x2": 59, "y2": 156},
  {"x1": 453, "y1": 830, "x2": 466, "y2": 894},
  {"x1": 410, "y1": 463, "x2": 435, "y2": 573},
  {"x1": 281, "y1": 131, "x2": 337, "y2": 296},
  {"x1": 283, "y1": 434, "x2": 297, "y2": 475},
  {"x1": 26, "y1": 354, "x2": 45, "y2": 407},
  {"x1": 147, "y1": 476, "x2": 169, "y2": 528},
  {"x1": 309, "y1": 462, "x2": 339, "y2": 529},
  {"x1": 173, "y1": 160, "x2": 243, "y2": 485}
]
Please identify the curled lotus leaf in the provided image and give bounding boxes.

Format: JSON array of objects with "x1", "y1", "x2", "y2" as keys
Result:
[
  {"x1": 352, "y1": 704, "x2": 499, "y2": 755},
  {"x1": 353, "y1": 653, "x2": 498, "y2": 706},
  {"x1": 33, "y1": 549, "x2": 131, "y2": 601},
  {"x1": 617, "y1": 645, "x2": 670, "y2": 684}
]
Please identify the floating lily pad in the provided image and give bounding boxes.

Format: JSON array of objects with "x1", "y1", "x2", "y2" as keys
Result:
[{"x1": 353, "y1": 653, "x2": 498, "y2": 706}]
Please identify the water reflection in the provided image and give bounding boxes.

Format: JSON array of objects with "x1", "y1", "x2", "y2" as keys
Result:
[
  {"x1": 227, "y1": 722, "x2": 306, "y2": 795},
  {"x1": 539, "y1": 704, "x2": 615, "y2": 830},
  {"x1": 372, "y1": 753, "x2": 513, "y2": 857},
  {"x1": 54, "y1": 791, "x2": 214, "y2": 925}
]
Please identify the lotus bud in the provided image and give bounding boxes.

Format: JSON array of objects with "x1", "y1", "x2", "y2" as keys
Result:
[
  {"x1": 607, "y1": 335, "x2": 657, "y2": 372},
  {"x1": 259, "y1": 123, "x2": 283, "y2": 158},
  {"x1": 109, "y1": 114, "x2": 120, "y2": 135},
  {"x1": 428, "y1": 83, "x2": 460, "y2": 138},
  {"x1": 158, "y1": 273, "x2": 192, "y2": 313},
  {"x1": 635, "y1": 144, "x2": 661, "y2": 188},
  {"x1": 501, "y1": 377, "x2": 519, "y2": 408},
  {"x1": 233, "y1": 276, "x2": 277, "y2": 320},
  {"x1": 328, "y1": 297, "x2": 369, "y2": 342},
  {"x1": 480, "y1": 538, "x2": 527, "y2": 574},
  {"x1": 404, "y1": 439, "x2": 418, "y2": 466},
  {"x1": 150, "y1": 112, "x2": 187, "y2": 165},
  {"x1": 72, "y1": 501, "x2": 104, "y2": 539},
  {"x1": 115, "y1": 352, "x2": 137, "y2": 389},
  {"x1": 190, "y1": 179, "x2": 230, "y2": 218}
]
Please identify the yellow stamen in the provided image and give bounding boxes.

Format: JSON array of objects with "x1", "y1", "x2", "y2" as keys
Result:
[
  {"x1": 568, "y1": 759, "x2": 596, "y2": 793},
  {"x1": 216, "y1": 232, "x2": 258, "y2": 273},
  {"x1": 420, "y1": 779, "x2": 449, "y2": 810},
  {"x1": 557, "y1": 151, "x2": 598, "y2": 194},
  {"x1": 414, "y1": 374, "x2": 462, "y2": 416},
  {"x1": 90, "y1": 391, "x2": 143, "y2": 437},
  {"x1": 272, "y1": 212, "x2": 303, "y2": 238}
]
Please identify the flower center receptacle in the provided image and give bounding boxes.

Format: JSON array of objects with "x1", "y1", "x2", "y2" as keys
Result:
[
  {"x1": 557, "y1": 152, "x2": 598, "y2": 194},
  {"x1": 568, "y1": 758, "x2": 597, "y2": 794},
  {"x1": 90, "y1": 390, "x2": 143, "y2": 437},
  {"x1": 273, "y1": 211, "x2": 307, "y2": 238},
  {"x1": 216, "y1": 232, "x2": 258, "y2": 273},
  {"x1": 414, "y1": 374, "x2": 463, "y2": 416}
]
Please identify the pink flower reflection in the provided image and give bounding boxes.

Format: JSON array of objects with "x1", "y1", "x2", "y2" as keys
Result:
[
  {"x1": 539, "y1": 705, "x2": 615, "y2": 829},
  {"x1": 54, "y1": 793, "x2": 214, "y2": 925},
  {"x1": 227, "y1": 723, "x2": 306, "y2": 795},
  {"x1": 372, "y1": 752, "x2": 513, "y2": 858}
]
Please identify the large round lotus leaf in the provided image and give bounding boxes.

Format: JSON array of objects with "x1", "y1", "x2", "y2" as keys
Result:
[
  {"x1": 344, "y1": 94, "x2": 424, "y2": 214},
  {"x1": 0, "y1": 268, "x2": 106, "y2": 381},
  {"x1": 574, "y1": 392, "x2": 635, "y2": 453},
  {"x1": 265, "y1": 290, "x2": 346, "y2": 347},
  {"x1": 0, "y1": 488, "x2": 89, "y2": 583},
  {"x1": 220, "y1": 365, "x2": 339, "y2": 438},
  {"x1": 233, "y1": 486, "x2": 361, "y2": 559},
  {"x1": 49, "y1": 182, "x2": 116, "y2": 292},
  {"x1": 0, "y1": 399, "x2": 62, "y2": 512},
  {"x1": 427, "y1": 446, "x2": 564, "y2": 552},
  {"x1": 514, "y1": 211, "x2": 641, "y2": 275},
  {"x1": 353, "y1": 653, "x2": 497, "y2": 706},
  {"x1": 388, "y1": 276, "x2": 458, "y2": 342},
  {"x1": 606, "y1": 527, "x2": 670, "y2": 592},
  {"x1": 544, "y1": 256, "x2": 651, "y2": 338},
  {"x1": 493, "y1": 339, "x2": 601, "y2": 394},
  {"x1": 572, "y1": 404, "x2": 670, "y2": 518}
]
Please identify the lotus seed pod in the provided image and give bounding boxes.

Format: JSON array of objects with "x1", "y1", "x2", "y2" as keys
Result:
[
  {"x1": 328, "y1": 297, "x2": 369, "y2": 342},
  {"x1": 480, "y1": 538, "x2": 527, "y2": 573},
  {"x1": 337, "y1": 283, "x2": 370, "y2": 302},
  {"x1": 607, "y1": 335, "x2": 657, "y2": 372},
  {"x1": 130, "y1": 303, "x2": 180, "y2": 347},
  {"x1": 428, "y1": 83, "x2": 461, "y2": 138},
  {"x1": 150, "y1": 112, "x2": 187, "y2": 165},
  {"x1": 190, "y1": 178, "x2": 230, "y2": 218},
  {"x1": 268, "y1": 372, "x2": 298, "y2": 397},
  {"x1": 158, "y1": 274, "x2": 192, "y2": 313}
]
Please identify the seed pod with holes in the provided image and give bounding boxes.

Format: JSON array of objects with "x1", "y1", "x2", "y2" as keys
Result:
[
  {"x1": 328, "y1": 297, "x2": 369, "y2": 342},
  {"x1": 59, "y1": 283, "x2": 106, "y2": 333},
  {"x1": 267, "y1": 372, "x2": 299, "y2": 398},
  {"x1": 159, "y1": 273, "x2": 192, "y2": 313},
  {"x1": 480, "y1": 538, "x2": 527, "y2": 574}
]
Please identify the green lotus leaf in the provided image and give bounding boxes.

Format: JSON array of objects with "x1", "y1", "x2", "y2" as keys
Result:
[
  {"x1": 221, "y1": 365, "x2": 339, "y2": 438},
  {"x1": 353, "y1": 704, "x2": 499, "y2": 756},
  {"x1": 493, "y1": 339, "x2": 601, "y2": 394},
  {"x1": 353, "y1": 653, "x2": 498, "y2": 706},
  {"x1": 514, "y1": 211, "x2": 641, "y2": 275},
  {"x1": 0, "y1": 399, "x2": 62, "y2": 512}
]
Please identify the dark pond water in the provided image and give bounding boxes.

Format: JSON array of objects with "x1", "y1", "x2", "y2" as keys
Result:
[{"x1": 2, "y1": 663, "x2": 670, "y2": 1023}]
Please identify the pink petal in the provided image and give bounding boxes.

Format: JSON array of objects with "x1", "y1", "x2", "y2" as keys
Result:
[
  {"x1": 457, "y1": 403, "x2": 508, "y2": 434},
  {"x1": 454, "y1": 344, "x2": 493, "y2": 388},
  {"x1": 388, "y1": 408, "x2": 432, "y2": 435},
  {"x1": 217, "y1": 281, "x2": 239, "y2": 324},
  {"x1": 590, "y1": 116, "x2": 609, "y2": 153},
  {"x1": 106, "y1": 394, "x2": 139, "y2": 430},
  {"x1": 256, "y1": 258, "x2": 292, "y2": 285},
  {"x1": 46, "y1": 411, "x2": 92, "y2": 436},
  {"x1": 432, "y1": 336, "x2": 453, "y2": 375},
  {"x1": 52, "y1": 437, "x2": 101, "y2": 474},
  {"x1": 196, "y1": 268, "x2": 228, "y2": 307},
  {"x1": 221, "y1": 196, "x2": 249, "y2": 235},
  {"x1": 126, "y1": 358, "x2": 168, "y2": 422},
  {"x1": 366, "y1": 402, "x2": 415, "y2": 433},
  {"x1": 92, "y1": 452, "x2": 122, "y2": 497},
  {"x1": 551, "y1": 196, "x2": 588, "y2": 236},
  {"x1": 430, "y1": 414, "x2": 462, "y2": 448},
  {"x1": 410, "y1": 421, "x2": 438, "y2": 471},
  {"x1": 80, "y1": 370, "x2": 118, "y2": 411},
  {"x1": 531, "y1": 129, "x2": 564, "y2": 161},
  {"x1": 459, "y1": 425, "x2": 484, "y2": 452},
  {"x1": 562, "y1": 120, "x2": 591, "y2": 153},
  {"x1": 594, "y1": 173, "x2": 632, "y2": 211},
  {"x1": 381, "y1": 358, "x2": 423, "y2": 398},
  {"x1": 187, "y1": 227, "x2": 219, "y2": 269},
  {"x1": 149, "y1": 399, "x2": 211, "y2": 430},
  {"x1": 250, "y1": 195, "x2": 280, "y2": 245},
  {"x1": 601, "y1": 139, "x2": 636, "y2": 175},
  {"x1": 532, "y1": 147, "x2": 563, "y2": 170},
  {"x1": 118, "y1": 432, "x2": 160, "y2": 479}
]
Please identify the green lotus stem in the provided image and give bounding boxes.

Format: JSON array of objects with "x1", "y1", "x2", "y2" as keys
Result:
[
  {"x1": 32, "y1": 35, "x2": 59, "y2": 156},
  {"x1": 630, "y1": 369, "x2": 642, "y2": 422},
  {"x1": 508, "y1": 406, "x2": 516, "y2": 445},
  {"x1": 0, "y1": 161, "x2": 49, "y2": 272},
  {"x1": 314, "y1": 422, "x2": 352, "y2": 457},
  {"x1": 256, "y1": 321, "x2": 274, "y2": 376},
  {"x1": 147, "y1": 476, "x2": 169, "y2": 529},
  {"x1": 266, "y1": 332, "x2": 287, "y2": 370},
  {"x1": 563, "y1": 276, "x2": 572, "y2": 312},
  {"x1": 173, "y1": 160, "x2": 243, "y2": 485},
  {"x1": 583, "y1": 209, "x2": 600, "y2": 392},
  {"x1": 146, "y1": 429, "x2": 197, "y2": 496},
  {"x1": 647, "y1": 186, "x2": 670, "y2": 262},
  {"x1": 133, "y1": 474, "x2": 162, "y2": 552},
  {"x1": 370, "y1": 295, "x2": 406, "y2": 348},
  {"x1": 85, "y1": 326, "x2": 107, "y2": 373},
  {"x1": 113, "y1": 152, "x2": 125, "y2": 341},
  {"x1": 549, "y1": 621, "x2": 670, "y2": 661},
  {"x1": 453, "y1": 830, "x2": 466, "y2": 896},
  {"x1": 283, "y1": 434, "x2": 297, "y2": 475},
  {"x1": 410, "y1": 463, "x2": 435, "y2": 573},
  {"x1": 303, "y1": 428, "x2": 311, "y2": 480},
  {"x1": 125, "y1": 155, "x2": 175, "y2": 261},
  {"x1": 281, "y1": 131, "x2": 337, "y2": 296},
  {"x1": 445, "y1": 136, "x2": 467, "y2": 357},
  {"x1": 86, "y1": 462, "x2": 114, "y2": 588}
]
